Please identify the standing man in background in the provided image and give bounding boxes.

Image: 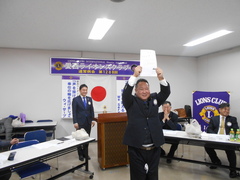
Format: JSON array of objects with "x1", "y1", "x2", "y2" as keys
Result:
[
  {"x1": 72, "y1": 84, "x2": 95, "y2": 161},
  {"x1": 122, "y1": 65, "x2": 170, "y2": 180},
  {"x1": 159, "y1": 101, "x2": 179, "y2": 163},
  {"x1": 205, "y1": 103, "x2": 239, "y2": 178}
]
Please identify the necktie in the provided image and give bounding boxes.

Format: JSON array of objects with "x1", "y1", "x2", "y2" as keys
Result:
[
  {"x1": 83, "y1": 97, "x2": 87, "y2": 108},
  {"x1": 219, "y1": 116, "x2": 225, "y2": 134}
]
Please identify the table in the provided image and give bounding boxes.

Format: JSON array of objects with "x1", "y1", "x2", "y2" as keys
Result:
[
  {"x1": 0, "y1": 136, "x2": 95, "y2": 179},
  {"x1": 163, "y1": 130, "x2": 240, "y2": 170},
  {"x1": 12, "y1": 121, "x2": 57, "y2": 139}
]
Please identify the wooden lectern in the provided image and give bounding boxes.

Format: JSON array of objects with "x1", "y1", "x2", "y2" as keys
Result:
[{"x1": 96, "y1": 112, "x2": 129, "y2": 169}]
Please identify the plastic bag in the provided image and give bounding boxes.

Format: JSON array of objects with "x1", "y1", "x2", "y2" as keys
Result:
[
  {"x1": 185, "y1": 119, "x2": 202, "y2": 138},
  {"x1": 72, "y1": 128, "x2": 89, "y2": 140},
  {"x1": 11, "y1": 118, "x2": 23, "y2": 127}
]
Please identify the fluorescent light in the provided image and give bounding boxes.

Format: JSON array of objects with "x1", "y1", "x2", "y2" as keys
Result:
[
  {"x1": 183, "y1": 30, "x2": 233, "y2": 47},
  {"x1": 88, "y1": 18, "x2": 115, "y2": 40}
]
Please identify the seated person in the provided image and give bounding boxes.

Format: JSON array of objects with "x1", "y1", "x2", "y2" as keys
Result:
[
  {"x1": 159, "y1": 101, "x2": 179, "y2": 163},
  {"x1": 0, "y1": 138, "x2": 19, "y2": 180},
  {"x1": 204, "y1": 103, "x2": 238, "y2": 178}
]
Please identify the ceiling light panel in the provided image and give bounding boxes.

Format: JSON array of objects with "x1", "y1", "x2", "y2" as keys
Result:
[
  {"x1": 184, "y1": 30, "x2": 233, "y2": 47},
  {"x1": 88, "y1": 18, "x2": 115, "y2": 40}
]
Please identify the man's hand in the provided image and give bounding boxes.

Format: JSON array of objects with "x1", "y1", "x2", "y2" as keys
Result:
[
  {"x1": 156, "y1": 67, "x2": 164, "y2": 80},
  {"x1": 74, "y1": 123, "x2": 79, "y2": 130},
  {"x1": 133, "y1": 66, "x2": 142, "y2": 77},
  {"x1": 10, "y1": 138, "x2": 19, "y2": 145},
  {"x1": 91, "y1": 121, "x2": 95, "y2": 127},
  {"x1": 163, "y1": 109, "x2": 170, "y2": 121}
]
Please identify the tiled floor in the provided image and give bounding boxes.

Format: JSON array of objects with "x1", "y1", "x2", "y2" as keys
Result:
[{"x1": 9, "y1": 142, "x2": 240, "y2": 180}]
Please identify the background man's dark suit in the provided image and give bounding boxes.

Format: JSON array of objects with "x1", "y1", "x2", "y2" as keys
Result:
[
  {"x1": 159, "y1": 111, "x2": 179, "y2": 159},
  {"x1": 122, "y1": 81, "x2": 170, "y2": 180},
  {"x1": 207, "y1": 115, "x2": 238, "y2": 134},
  {"x1": 205, "y1": 115, "x2": 239, "y2": 170},
  {"x1": 159, "y1": 111, "x2": 178, "y2": 130},
  {"x1": 72, "y1": 95, "x2": 94, "y2": 159}
]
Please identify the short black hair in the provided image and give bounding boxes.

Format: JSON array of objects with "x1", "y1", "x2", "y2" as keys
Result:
[
  {"x1": 162, "y1": 101, "x2": 171, "y2": 106},
  {"x1": 135, "y1": 79, "x2": 149, "y2": 88},
  {"x1": 219, "y1": 103, "x2": 230, "y2": 109},
  {"x1": 79, "y1": 84, "x2": 88, "y2": 90}
]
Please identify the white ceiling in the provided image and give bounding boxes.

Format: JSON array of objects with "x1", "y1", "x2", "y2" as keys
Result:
[{"x1": 0, "y1": 0, "x2": 240, "y2": 57}]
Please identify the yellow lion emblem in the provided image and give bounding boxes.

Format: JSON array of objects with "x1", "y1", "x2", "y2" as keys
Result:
[
  {"x1": 199, "y1": 105, "x2": 219, "y2": 124},
  {"x1": 54, "y1": 62, "x2": 63, "y2": 71}
]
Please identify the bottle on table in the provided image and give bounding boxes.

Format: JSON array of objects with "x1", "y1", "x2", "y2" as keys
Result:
[
  {"x1": 229, "y1": 128, "x2": 235, "y2": 142},
  {"x1": 236, "y1": 129, "x2": 240, "y2": 142}
]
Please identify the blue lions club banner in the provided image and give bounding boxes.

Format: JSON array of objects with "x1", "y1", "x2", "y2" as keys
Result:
[
  {"x1": 193, "y1": 91, "x2": 230, "y2": 131},
  {"x1": 50, "y1": 58, "x2": 139, "y2": 75}
]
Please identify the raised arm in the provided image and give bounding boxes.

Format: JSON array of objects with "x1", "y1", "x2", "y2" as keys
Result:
[
  {"x1": 122, "y1": 66, "x2": 142, "y2": 110},
  {"x1": 155, "y1": 67, "x2": 171, "y2": 106}
]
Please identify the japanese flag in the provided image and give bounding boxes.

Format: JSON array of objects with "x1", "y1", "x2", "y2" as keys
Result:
[{"x1": 85, "y1": 75, "x2": 115, "y2": 113}]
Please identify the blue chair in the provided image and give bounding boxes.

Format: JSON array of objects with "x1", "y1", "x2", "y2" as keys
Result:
[
  {"x1": 24, "y1": 129, "x2": 47, "y2": 143},
  {"x1": 11, "y1": 140, "x2": 39, "y2": 149},
  {"x1": 24, "y1": 129, "x2": 59, "y2": 170},
  {"x1": 176, "y1": 123, "x2": 182, "y2": 131},
  {"x1": 10, "y1": 140, "x2": 51, "y2": 179},
  {"x1": 37, "y1": 120, "x2": 54, "y2": 139},
  {"x1": 25, "y1": 120, "x2": 34, "y2": 123},
  {"x1": 37, "y1": 119, "x2": 52, "y2": 122}
]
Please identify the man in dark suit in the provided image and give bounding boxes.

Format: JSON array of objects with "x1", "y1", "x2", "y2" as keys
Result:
[
  {"x1": 205, "y1": 103, "x2": 239, "y2": 178},
  {"x1": 159, "y1": 101, "x2": 179, "y2": 163},
  {"x1": 72, "y1": 84, "x2": 95, "y2": 161},
  {"x1": 122, "y1": 65, "x2": 170, "y2": 180}
]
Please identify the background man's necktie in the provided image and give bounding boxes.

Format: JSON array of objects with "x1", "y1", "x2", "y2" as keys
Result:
[
  {"x1": 83, "y1": 97, "x2": 87, "y2": 108},
  {"x1": 219, "y1": 116, "x2": 225, "y2": 134}
]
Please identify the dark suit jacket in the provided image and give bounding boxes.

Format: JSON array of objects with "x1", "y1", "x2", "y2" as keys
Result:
[
  {"x1": 72, "y1": 96, "x2": 94, "y2": 127},
  {"x1": 207, "y1": 115, "x2": 239, "y2": 135},
  {"x1": 122, "y1": 82, "x2": 170, "y2": 148},
  {"x1": 0, "y1": 140, "x2": 10, "y2": 147},
  {"x1": 159, "y1": 111, "x2": 178, "y2": 130}
]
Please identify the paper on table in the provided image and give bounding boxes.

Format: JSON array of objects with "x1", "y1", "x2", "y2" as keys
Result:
[{"x1": 140, "y1": 49, "x2": 157, "y2": 77}]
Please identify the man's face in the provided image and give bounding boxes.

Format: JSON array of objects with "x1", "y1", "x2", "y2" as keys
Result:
[
  {"x1": 162, "y1": 103, "x2": 171, "y2": 113},
  {"x1": 219, "y1": 107, "x2": 230, "y2": 117},
  {"x1": 135, "y1": 82, "x2": 150, "y2": 101},
  {"x1": 79, "y1": 87, "x2": 88, "y2": 97}
]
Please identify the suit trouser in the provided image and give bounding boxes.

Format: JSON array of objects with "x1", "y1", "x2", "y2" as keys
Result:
[
  {"x1": 204, "y1": 147, "x2": 236, "y2": 170},
  {"x1": 160, "y1": 141, "x2": 179, "y2": 158},
  {"x1": 77, "y1": 120, "x2": 91, "y2": 158},
  {"x1": 128, "y1": 146, "x2": 161, "y2": 180},
  {"x1": 167, "y1": 142, "x2": 179, "y2": 158}
]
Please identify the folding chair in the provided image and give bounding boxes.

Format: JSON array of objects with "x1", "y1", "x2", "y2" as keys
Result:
[
  {"x1": 25, "y1": 128, "x2": 59, "y2": 170},
  {"x1": 24, "y1": 129, "x2": 47, "y2": 143},
  {"x1": 10, "y1": 140, "x2": 51, "y2": 179},
  {"x1": 25, "y1": 120, "x2": 34, "y2": 123},
  {"x1": 36, "y1": 120, "x2": 54, "y2": 140},
  {"x1": 176, "y1": 123, "x2": 182, "y2": 131}
]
